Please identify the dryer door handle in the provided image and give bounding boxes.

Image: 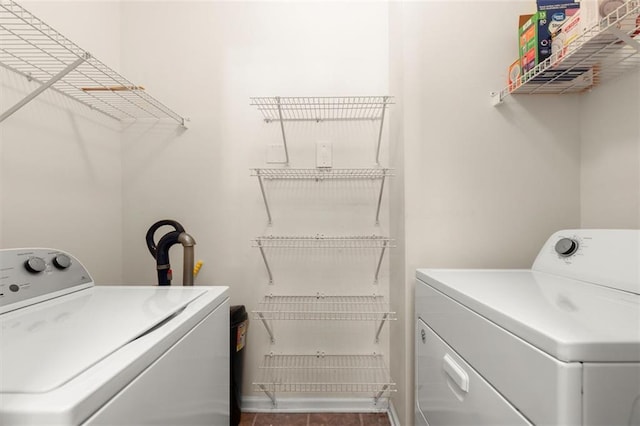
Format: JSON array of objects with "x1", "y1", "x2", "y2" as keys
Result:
[{"x1": 443, "y1": 353, "x2": 469, "y2": 393}]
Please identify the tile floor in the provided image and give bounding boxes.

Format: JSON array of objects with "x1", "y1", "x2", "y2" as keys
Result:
[{"x1": 239, "y1": 412, "x2": 391, "y2": 426}]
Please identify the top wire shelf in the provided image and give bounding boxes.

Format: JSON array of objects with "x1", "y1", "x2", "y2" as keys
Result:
[
  {"x1": 250, "y1": 96, "x2": 394, "y2": 122},
  {"x1": 493, "y1": 0, "x2": 640, "y2": 103},
  {"x1": 0, "y1": 0, "x2": 186, "y2": 126}
]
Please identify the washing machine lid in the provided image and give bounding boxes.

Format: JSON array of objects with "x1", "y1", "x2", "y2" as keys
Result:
[
  {"x1": 416, "y1": 269, "x2": 640, "y2": 362},
  {"x1": 0, "y1": 286, "x2": 207, "y2": 393}
]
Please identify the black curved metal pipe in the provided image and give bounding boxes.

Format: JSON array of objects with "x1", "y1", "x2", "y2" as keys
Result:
[{"x1": 146, "y1": 220, "x2": 188, "y2": 286}]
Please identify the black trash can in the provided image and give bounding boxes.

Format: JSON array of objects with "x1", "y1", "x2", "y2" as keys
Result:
[{"x1": 230, "y1": 305, "x2": 248, "y2": 426}]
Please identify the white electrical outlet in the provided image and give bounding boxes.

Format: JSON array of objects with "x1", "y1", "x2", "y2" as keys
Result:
[
  {"x1": 266, "y1": 144, "x2": 286, "y2": 164},
  {"x1": 316, "y1": 141, "x2": 332, "y2": 168}
]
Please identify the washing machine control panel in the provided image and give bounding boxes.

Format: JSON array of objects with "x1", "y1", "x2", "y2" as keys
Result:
[
  {"x1": 0, "y1": 248, "x2": 93, "y2": 314},
  {"x1": 533, "y1": 229, "x2": 639, "y2": 295}
]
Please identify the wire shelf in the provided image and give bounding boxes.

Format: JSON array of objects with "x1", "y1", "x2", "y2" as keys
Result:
[
  {"x1": 253, "y1": 295, "x2": 397, "y2": 321},
  {"x1": 254, "y1": 353, "x2": 396, "y2": 395},
  {"x1": 0, "y1": 0, "x2": 186, "y2": 125},
  {"x1": 253, "y1": 235, "x2": 393, "y2": 249},
  {"x1": 250, "y1": 96, "x2": 394, "y2": 122},
  {"x1": 252, "y1": 168, "x2": 392, "y2": 180},
  {"x1": 494, "y1": 0, "x2": 640, "y2": 102}
]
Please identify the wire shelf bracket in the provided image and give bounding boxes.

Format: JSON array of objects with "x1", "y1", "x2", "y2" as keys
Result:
[
  {"x1": 0, "y1": 0, "x2": 187, "y2": 127},
  {"x1": 250, "y1": 96, "x2": 394, "y2": 165},
  {"x1": 252, "y1": 235, "x2": 394, "y2": 285},
  {"x1": 253, "y1": 353, "x2": 396, "y2": 407},
  {"x1": 491, "y1": 0, "x2": 640, "y2": 105},
  {"x1": 253, "y1": 294, "x2": 397, "y2": 343},
  {"x1": 251, "y1": 168, "x2": 393, "y2": 226}
]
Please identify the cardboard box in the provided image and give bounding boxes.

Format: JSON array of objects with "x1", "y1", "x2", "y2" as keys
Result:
[
  {"x1": 551, "y1": 8, "x2": 583, "y2": 59},
  {"x1": 563, "y1": 0, "x2": 640, "y2": 36},
  {"x1": 508, "y1": 58, "x2": 522, "y2": 92},
  {"x1": 536, "y1": 0, "x2": 581, "y2": 58},
  {"x1": 519, "y1": 13, "x2": 544, "y2": 74},
  {"x1": 552, "y1": 1, "x2": 640, "y2": 59}
]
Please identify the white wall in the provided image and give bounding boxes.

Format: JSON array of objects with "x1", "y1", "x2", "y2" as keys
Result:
[
  {"x1": 0, "y1": 1, "x2": 123, "y2": 284},
  {"x1": 580, "y1": 68, "x2": 640, "y2": 228},
  {"x1": 118, "y1": 0, "x2": 391, "y2": 409},
  {"x1": 389, "y1": 2, "x2": 583, "y2": 424}
]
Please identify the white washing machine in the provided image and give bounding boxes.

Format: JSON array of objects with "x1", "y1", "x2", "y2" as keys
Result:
[
  {"x1": 0, "y1": 248, "x2": 230, "y2": 425},
  {"x1": 415, "y1": 229, "x2": 640, "y2": 426}
]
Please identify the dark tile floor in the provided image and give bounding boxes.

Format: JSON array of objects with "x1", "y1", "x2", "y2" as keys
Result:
[{"x1": 239, "y1": 412, "x2": 391, "y2": 426}]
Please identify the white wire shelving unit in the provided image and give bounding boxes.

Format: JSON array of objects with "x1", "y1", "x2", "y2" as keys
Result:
[
  {"x1": 0, "y1": 0, "x2": 187, "y2": 126},
  {"x1": 251, "y1": 168, "x2": 393, "y2": 225},
  {"x1": 492, "y1": 0, "x2": 640, "y2": 105},
  {"x1": 253, "y1": 235, "x2": 393, "y2": 285},
  {"x1": 254, "y1": 353, "x2": 396, "y2": 407},
  {"x1": 253, "y1": 294, "x2": 397, "y2": 343},
  {"x1": 249, "y1": 96, "x2": 394, "y2": 165}
]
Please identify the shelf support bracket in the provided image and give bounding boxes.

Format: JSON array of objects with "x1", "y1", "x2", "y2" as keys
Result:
[
  {"x1": 257, "y1": 240, "x2": 274, "y2": 284},
  {"x1": 375, "y1": 313, "x2": 389, "y2": 343},
  {"x1": 606, "y1": 27, "x2": 640, "y2": 53},
  {"x1": 0, "y1": 54, "x2": 89, "y2": 123},
  {"x1": 276, "y1": 97, "x2": 290, "y2": 165},
  {"x1": 375, "y1": 96, "x2": 388, "y2": 165},
  {"x1": 258, "y1": 384, "x2": 277, "y2": 407},
  {"x1": 374, "y1": 384, "x2": 389, "y2": 404},
  {"x1": 374, "y1": 240, "x2": 388, "y2": 284},
  {"x1": 375, "y1": 173, "x2": 387, "y2": 225},
  {"x1": 256, "y1": 170, "x2": 273, "y2": 225},
  {"x1": 257, "y1": 312, "x2": 275, "y2": 343}
]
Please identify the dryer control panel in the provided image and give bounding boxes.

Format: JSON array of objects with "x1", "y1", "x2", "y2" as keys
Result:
[
  {"x1": 532, "y1": 229, "x2": 639, "y2": 295},
  {"x1": 0, "y1": 248, "x2": 93, "y2": 314}
]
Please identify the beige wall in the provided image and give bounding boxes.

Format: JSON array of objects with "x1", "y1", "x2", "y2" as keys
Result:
[
  {"x1": 0, "y1": 1, "x2": 124, "y2": 284},
  {"x1": 580, "y1": 68, "x2": 640, "y2": 229},
  {"x1": 389, "y1": 2, "x2": 583, "y2": 424}
]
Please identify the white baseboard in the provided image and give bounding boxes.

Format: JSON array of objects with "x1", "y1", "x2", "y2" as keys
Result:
[
  {"x1": 241, "y1": 396, "x2": 391, "y2": 413},
  {"x1": 388, "y1": 400, "x2": 400, "y2": 426}
]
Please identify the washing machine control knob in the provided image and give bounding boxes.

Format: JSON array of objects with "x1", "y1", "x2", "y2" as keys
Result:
[
  {"x1": 53, "y1": 254, "x2": 71, "y2": 269},
  {"x1": 24, "y1": 256, "x2": 46, "y2": 273},
  {"x1": 555, "y1": 238, "x2": 579, "y2": 257}
]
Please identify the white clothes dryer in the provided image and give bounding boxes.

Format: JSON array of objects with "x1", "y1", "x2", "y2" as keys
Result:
[
  {"x1": 0, "y1": 248, "x2": 230, "y2": 425},
  {"x1": 415, "y1": 229, "x2": 640, "y2": 426}
]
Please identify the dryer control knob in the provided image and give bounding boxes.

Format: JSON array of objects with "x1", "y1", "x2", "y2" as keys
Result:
[
  {"x1": 24, "y1": 256, "x2": 46, "y2": 273},
  {"x1": 53, "y1": 254, "x2": 71, "y2": 269},
  {"x1": 555, "y1": 238, "x2": 579, "y2": 257}
]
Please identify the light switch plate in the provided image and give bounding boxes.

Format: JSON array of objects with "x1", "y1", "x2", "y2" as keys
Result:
[{"x1": 316, "y1": 141, "x2": 332, "y2": 168}]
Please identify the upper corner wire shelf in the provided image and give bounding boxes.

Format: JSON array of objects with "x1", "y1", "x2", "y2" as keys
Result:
[
  {"x1": 250, "y1": 96, "x2": 394, "y2": 122},
  {"x1": 494, "y1": 0, "x2": 640, "y2": 103},
  {"x1": 253, "y1": 353, "x2": 396, "y2": 406},
  {"x1": 0, "y1": 0, "x2": 186, "y2": 126}
]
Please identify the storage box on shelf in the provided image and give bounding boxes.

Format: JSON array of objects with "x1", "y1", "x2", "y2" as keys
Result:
[
  {"x1": 493, "y1": 0, "x2": 640, "y2": 105},
  {"x1": 0, "y1": 0, "x2": 186, "y2": 126},
  {"x1": 249, "y1": 96, "x2": 396, "y2": 407}
]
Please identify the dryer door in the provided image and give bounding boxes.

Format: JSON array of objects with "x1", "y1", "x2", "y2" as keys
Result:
[{"x1": 415, "y1": 319, "x2": 532, "y2": 426}]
